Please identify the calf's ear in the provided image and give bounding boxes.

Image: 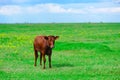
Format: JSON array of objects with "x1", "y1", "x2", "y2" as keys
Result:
[
  {"x1": 44, "y1": 36, "x2": 48, "y2": 40},
  {"x1": 54, "y1": 36, "x2": 59, "y2": 40}
]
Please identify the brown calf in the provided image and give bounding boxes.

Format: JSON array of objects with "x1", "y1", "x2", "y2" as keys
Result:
[{"x1": 33, "y1": 35, "x2": 59, "y2": 69}]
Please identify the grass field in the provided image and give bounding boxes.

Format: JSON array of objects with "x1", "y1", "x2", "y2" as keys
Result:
[{"x1": 0, "y1": 23, "x2": 120, "y2": 80}]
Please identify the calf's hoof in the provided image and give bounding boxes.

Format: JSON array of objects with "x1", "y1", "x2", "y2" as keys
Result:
[{"x1": 34, "y1": 64, "x2": 37, "y2": 67}]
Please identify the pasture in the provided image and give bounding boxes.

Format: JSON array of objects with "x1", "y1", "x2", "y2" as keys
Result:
[{"x1": 0, "y1": 23, "x2": 120, "y2": 80}]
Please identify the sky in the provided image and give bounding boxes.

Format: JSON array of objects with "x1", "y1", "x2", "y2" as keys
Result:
[{"x1": 0, "y1": 0, "x2": 120, "y2": 23}]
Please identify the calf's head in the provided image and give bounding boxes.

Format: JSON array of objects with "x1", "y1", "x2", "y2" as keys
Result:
[{"x1": 44, "y1": 36, "x2": 59, "y2": 48}]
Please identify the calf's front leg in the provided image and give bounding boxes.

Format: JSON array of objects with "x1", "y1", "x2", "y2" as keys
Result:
[
  {"x1": 42, "y1": 55, "x2": 46, "y2": 69},
  {"x1": 48, "y1": 55, "x2": 52, "y2": 68},
  {"x1": 40, "y1": 53, "x2": 42, "y2": 66}
]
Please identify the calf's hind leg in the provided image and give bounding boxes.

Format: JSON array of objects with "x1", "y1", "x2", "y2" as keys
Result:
[{"x1": 34, "y1": 50, "x2": 38, "y2": 66}]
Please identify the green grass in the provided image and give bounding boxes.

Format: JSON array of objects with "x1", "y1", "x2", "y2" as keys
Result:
[{"x1": 0, "y1": 23, "x2": 120, "y2": 80}]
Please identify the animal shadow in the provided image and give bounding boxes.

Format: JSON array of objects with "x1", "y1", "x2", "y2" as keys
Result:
[{"x1": 53, "y1": 63, "x2": 74, "y2": 68}]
